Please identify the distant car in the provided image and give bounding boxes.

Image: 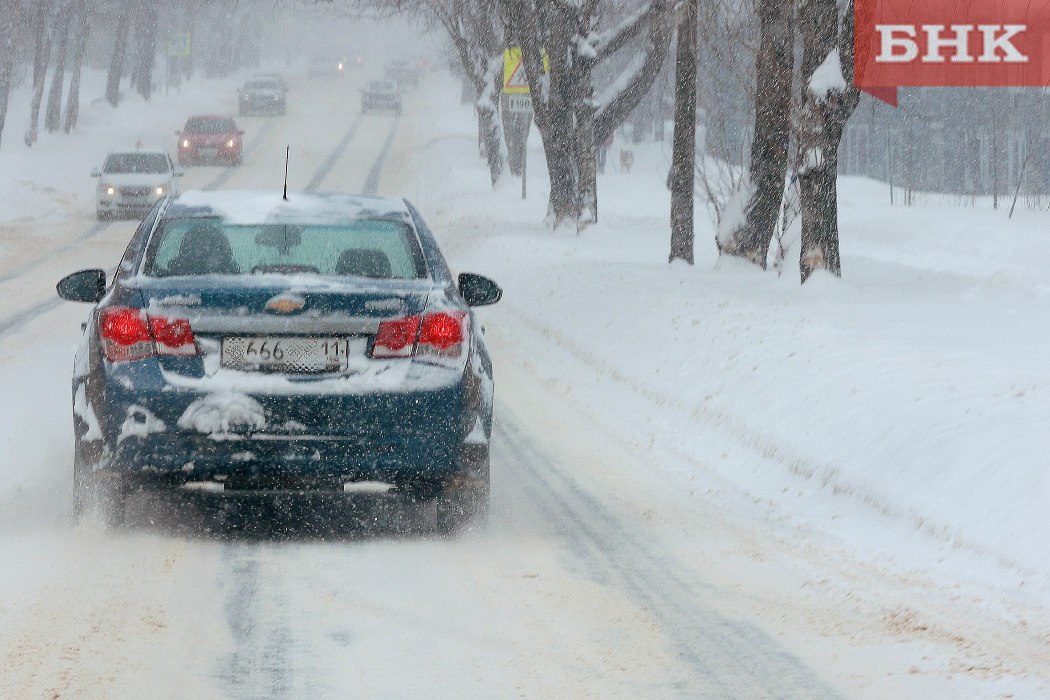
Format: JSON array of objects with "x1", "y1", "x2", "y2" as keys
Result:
[
  {"x1": 57, "y1": 190, "x2": 502, "y2": 534},
  {"x1": 309, "y1": 56, "x2": 345, "y2": 77},
  {"x1": 361, "y1": 80, "x2": 402, "y2": 114},
  {"x1": 176, "y1": 115, "x2": 243, "y2": 166},
  {"x1": 238, "y1": 78, "x2": 286, "y2": 116},
  {"x1": 384, "y1": 59, "x2": 421, "y2": 89},
  {"x1": 92, "y1": 151, "x2": 182, "y2": 220},
  {"x1": 253, "y1": 73, "x2": 288, "y2": 95}
]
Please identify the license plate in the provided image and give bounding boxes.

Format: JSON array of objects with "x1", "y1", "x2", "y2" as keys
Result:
[
  {"x1": 202, "y1": 147, "x2": 219, "y2": 158},
  {"x1": 222, "y1": 336, "x2": 353, "y2": 373}
]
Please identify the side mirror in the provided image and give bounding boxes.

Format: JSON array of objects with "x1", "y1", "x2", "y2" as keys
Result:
[
  {"x1": 91, "y1": 168, "x2": 101, "y2": 177},
  {"x1": 57, "y1": 269, "x2": 106, "y2": 303},
  {"x1": 174, "y1": 130, "x2": 181, "y2": 135},
  {"x1": 174, "y1": 169, "x2": 185, "y2": 177},
  {"x1": 238, "y1": 130, "x2": 245, "y2": 135},
  {"x1": 458, "y1": 273, "x2": 502, "y2": 307}
]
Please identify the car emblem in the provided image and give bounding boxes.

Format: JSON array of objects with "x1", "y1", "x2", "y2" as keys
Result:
[{"x1": 265, "y1": 294, "x2": 306, "y2": 314}]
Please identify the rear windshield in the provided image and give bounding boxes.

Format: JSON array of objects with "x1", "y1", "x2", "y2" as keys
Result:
[
  {"x1": 104, "y1": 153, "x2": 169, "y2": 174},
  {"x1": 369, "y1": 81, "x2": 397, "y2": 92},
  {"x1": 244, "y1": 80, "x2": 278, "y2": 91},
  {"x1": 184, "y1": 118, "x2": 235, "y2": 134},
  {"x1": 143, "y1": 217, "x2": 427, "y2": 279}
]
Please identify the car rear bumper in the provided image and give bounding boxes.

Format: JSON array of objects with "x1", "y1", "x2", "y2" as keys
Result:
[
  {"x1": 178, "y1": 146, "x2": 240, "y2": 164},
  {"x1": 89, "y1": 370, "x2": 483, "y2": 488},
  {"x1": 240, "y1": 99, "x2": 285, "y2": 114},
  {"x1": 362, "y1": 96, "x2": 401, "y2": 111}
]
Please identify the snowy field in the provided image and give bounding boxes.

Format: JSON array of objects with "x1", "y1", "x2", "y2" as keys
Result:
[{"x1": 0, "y1": 22, "x2": 1048, "y2": 699}]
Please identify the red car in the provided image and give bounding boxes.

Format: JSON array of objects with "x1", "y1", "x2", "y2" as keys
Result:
[{"x1": 176, "y1": 115, "x2": 244, "y2": 166}]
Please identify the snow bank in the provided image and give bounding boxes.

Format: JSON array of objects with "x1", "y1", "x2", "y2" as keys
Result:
[{"x1": 408, "y1": 73, "x2": 1050, "y2": 604}]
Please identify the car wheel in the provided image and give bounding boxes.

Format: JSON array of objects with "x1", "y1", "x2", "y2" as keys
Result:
[
  {"x1": 435, "y1": 450, "x2": 490, "y2": 535},
  {"x1": 96, "y1": 209, "x2": 107, "y2": 221},
  {"x1": 73, "y1": 437, "x2": 126, "y2": 527}
]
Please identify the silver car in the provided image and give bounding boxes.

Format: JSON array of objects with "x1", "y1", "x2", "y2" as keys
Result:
[{"x1": 93, "y1": 151, "x2": 182, "y2": 220}]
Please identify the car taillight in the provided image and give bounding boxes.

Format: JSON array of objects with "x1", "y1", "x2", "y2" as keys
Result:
[
  {"x1": 371, "y1": 315, "x2": 420, "y2": 358},
  {"x1": 370, "y1": 310, "x2": 468, "y2": 366},
  {"x1": 416, "y1": 311, "x2": 467, "y2": 367},
  {"x1": 149, "y1": 316, "x2": 197, "y2": 356},
  {"x1": 419, "y1": 312, "x2": 464, "y2": 350},
  {"x1": 100, "y1": 307, "x2": 152, "y2": 362},
  {"x1": 100, "y1": 307, "x2": 197, "y2": 362}
]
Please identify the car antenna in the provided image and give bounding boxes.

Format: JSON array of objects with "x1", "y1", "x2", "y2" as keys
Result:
[{"x1": 283, "y1": 146, "x2": 290, "y2": 201}]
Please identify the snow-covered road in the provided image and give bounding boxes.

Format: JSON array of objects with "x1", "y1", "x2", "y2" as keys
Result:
[{"x1": 0, "y1": 51, "x2": 1048, "y2": 699}]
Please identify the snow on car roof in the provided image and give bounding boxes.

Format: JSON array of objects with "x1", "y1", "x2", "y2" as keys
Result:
[
  {"x1": 107, "y1": 150, "x2": 168, "y2": 156},
  {"x1": 167, "y1": 190, "x2": 412, "y2": 225}
]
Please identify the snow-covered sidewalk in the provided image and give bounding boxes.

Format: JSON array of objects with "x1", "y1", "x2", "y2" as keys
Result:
[{"x1": 411, "y1": 71, "x2": 1050, "y2": 626}]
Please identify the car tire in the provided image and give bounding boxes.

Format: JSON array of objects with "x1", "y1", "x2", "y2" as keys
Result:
[
  {"x1": 435, "y1": 450, "x2": 490, "y2": 535},
  {"x1": 73, "y1": 437, "x2": 126, "y2": 527},
  {"x1": 96, "y1": 209, "x2": 107, "y2": 221}
]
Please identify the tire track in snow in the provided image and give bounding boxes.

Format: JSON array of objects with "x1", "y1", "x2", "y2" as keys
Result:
[
  {"x1": 495, "y1": 302, "x2": 1043, "y2": 580},
  {"x1": 495, "y1": 415, "x2": 841, "y2": 699},
  {"x1": 361, "y1": 113, "x2": 400, "y2": 194}
]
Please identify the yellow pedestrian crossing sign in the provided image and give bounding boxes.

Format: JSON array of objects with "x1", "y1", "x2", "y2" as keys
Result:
[
  {"x1": 168, "y1": 33, "x2": 191, "y2": 58},
  {"x1": 503, "y1": 47, "x2": 548, "y2": 95}
]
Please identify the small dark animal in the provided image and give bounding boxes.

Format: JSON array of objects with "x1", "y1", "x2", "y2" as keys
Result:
[{"x1": 619, "y1": 149, "x2": 635, "y2": 173}]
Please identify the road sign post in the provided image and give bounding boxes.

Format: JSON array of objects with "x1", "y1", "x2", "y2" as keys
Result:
[{"x1": 503, "y1": 48, "x2": 547, "y2": 200}]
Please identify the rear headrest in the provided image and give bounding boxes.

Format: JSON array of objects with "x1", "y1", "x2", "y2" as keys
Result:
[{"x1": 336, "y1": 249, "x2": 391, "y2": 278}]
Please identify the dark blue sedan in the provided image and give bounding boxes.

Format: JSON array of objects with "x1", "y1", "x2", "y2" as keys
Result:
[{"x1": 57, "y1": 191, "x2": 501, "y2": 532}]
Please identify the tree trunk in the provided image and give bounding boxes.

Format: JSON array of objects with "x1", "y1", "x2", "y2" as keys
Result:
[
  {"x1": 669, "y1": 0, "x2": 699, "y2": 264},
  {"x1": 574, "y1": 26, "x2": 598, "y2": 225},
  {"x1": 25, "y1": 1, "x2": 54, "y2": 147},
  {"x1": 522, "y1": 2, "x2": 581, "y2": 226},
  {"x1": 500, "y1": 0, "x2": 675, "y2": 227},
  {"x1": 0, "y1": 0, "x2": 20, "y2": 148},
  {"x1": 45, "y1": 1, "x2": 71, "y2": 133},
  {"x1": 133, "y1": 0, "x2": 158, "y2": 101},
  {"x1": 106, "y1": 8, "x2": 131, "y2": 107},
  {"x1": 718, "y1": 0, "x2": 794, "y2": 266},
  {"x1": 63, "y1": 0, "x2": 88, "y2": 133},
  {"x1": 477, "y1": 55, "x2": 506, "y2": 187},
  {"x1": 796, "y1": 0, "x2": 860, "y2": 283}
]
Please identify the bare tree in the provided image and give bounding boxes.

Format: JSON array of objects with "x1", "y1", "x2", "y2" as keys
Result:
[
  {"x1": 796, "y1": 0, "x2": 859, "y2": 282},
  {"x1": 669, "y1": 0, "x2": 698, "y2": 264},
  {"x1": 63, "y1": 0, "x2": 89, "y2": 133},
  {"x1": 105, "y1": 5, "x2": 131, "y2": 107},
  {"x1": 716, "y1": 0, "x2": 793, "y2": 266},
  {"x1": 44, "y1": 0, "x2": 71, "y2": 133},
  {"x1": 0, "y1": 0, "x2": 23, "y2": 148},
  {"x1": 131, "y1": 0, "x2": 158, "y2": 100},
  {"x1": 502, "y1": 0, "x2": 676, "y2": 226},
  {"x1": 24, "y1": 0, "x2": 54, "y2": 146}
]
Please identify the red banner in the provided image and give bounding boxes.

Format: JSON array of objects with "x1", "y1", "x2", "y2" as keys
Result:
[{"x1": 854, "y1": 0, "x2": 1050, "y2": 105}]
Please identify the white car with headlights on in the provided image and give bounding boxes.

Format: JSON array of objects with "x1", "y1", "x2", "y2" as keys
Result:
[{"x1": 93, "y1": 151, "x2": 182, "y2": 220}]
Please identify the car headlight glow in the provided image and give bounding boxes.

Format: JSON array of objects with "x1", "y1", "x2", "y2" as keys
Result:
[
  {"x1": 226, "y1": 139, "x2": 235, "y2": 148},
  {"x1": 181, "y1": 139, "x2": 190, "y2": 148},
  {"x1": 155, "y1": 186, "x2": 165, "y2": 196},
  {"x1": 104, "y1": 185, "x2": 116, "y2": 196},
  {"x1": 338, "y1": 62, "x2": 344, "y2": 70}
]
